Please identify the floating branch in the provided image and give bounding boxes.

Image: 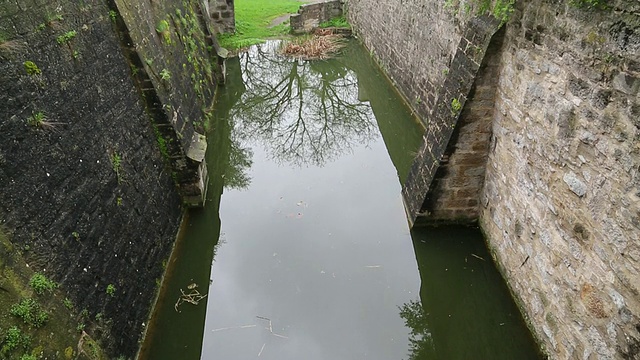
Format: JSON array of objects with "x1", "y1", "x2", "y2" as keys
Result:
[{"x1": 174, "y1": 285, "x2": 207, "y2": 312}]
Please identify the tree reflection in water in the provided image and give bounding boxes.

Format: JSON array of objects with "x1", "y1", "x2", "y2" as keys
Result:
[
  {"x1": 231, "y1": 41, "x2": 378, "y2": 167},
  {"x1": 399, "y1": 299, "x2": 436, "y2": 359}
]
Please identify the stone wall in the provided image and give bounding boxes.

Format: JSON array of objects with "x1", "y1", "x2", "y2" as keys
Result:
[
  {"x1": 208, "y1": 0, "x2": 235, "y2": 34},
  {"x1": 347, "y1": 0, "x2": 464, "y2": 120},
  {"x1": 480, "y1": 1, "x2": 640, "y2": 358},
  {"x1": 290, "y1": 0, "x2": 343, "y2": 35},
  {"x1": 114, "y1": 0, "x2": 217, "y2": 207},
  {"x1": 419, "y1": 28, "x2": 504, "y2": 225},
  {"x1": 401, "y1": 16, "x2": 501, "y2": 226},
  {"x1": 0, "y1": 0, "x2": 218, "y2": 357},
  {"x1": 349, "y1": 0, "x2": 640, "y2": 357}
]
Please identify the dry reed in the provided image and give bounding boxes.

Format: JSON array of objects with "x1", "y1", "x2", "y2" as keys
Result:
[{"x1": 280, "y1": 34, "x2": 346, "y2": 60}]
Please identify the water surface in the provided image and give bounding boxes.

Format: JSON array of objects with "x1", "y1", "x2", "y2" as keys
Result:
[{"x1": 140, "y1": 39, "x2": 541, "y2": 360}]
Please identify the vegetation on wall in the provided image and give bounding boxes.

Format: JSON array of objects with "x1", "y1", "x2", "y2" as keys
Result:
[
  {"x1": 569, "y1": 0, "x2": 608, "y2": 9},
  {"x1": 0, "y1": 228, "x2": 107, "y2": 360},
  {"x1": 319, "y1": 15, "x2": 350, "y2": 29},
  {"x1": 444, "y1": 0, "x2": 515, "y2": 24}
]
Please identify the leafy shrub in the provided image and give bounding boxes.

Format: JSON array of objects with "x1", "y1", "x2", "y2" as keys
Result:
[
  {"x1": 29, "y1": 273, "x2": 57, "y2": 295},
  {"x1": 10, "y1": 299, "x2": 49, "y2": 328}
]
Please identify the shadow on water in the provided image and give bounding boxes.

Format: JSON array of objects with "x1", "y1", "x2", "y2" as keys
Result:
[
  {"x1": 140, "y1": 39, "x2": 542, "y2": 360},
  {"x1": 138, "y1": 56, "x2": 247, "y2": 359},
  {"x1": 403, "y1": 226, "x2": 543, "y2": 360}
]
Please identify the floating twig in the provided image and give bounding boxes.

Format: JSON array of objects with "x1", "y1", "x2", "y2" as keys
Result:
[
  {"x1": 211, "y1": 324, "x2": 256, "y2": 332},
  {"x1": 470, "y1": 253, "x2": 485, "y2": 261},
  {"x1": 174, "y1": 287, "x2": 207, "y2": 312}
]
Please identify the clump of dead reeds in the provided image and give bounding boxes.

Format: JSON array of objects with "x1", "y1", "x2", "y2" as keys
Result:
[
  {"x1": 280, "y1": 34, "x2": 346, "y2": 60},
  {"x1": 0, "y1": 39, "x2": 26, "y2": 55}
]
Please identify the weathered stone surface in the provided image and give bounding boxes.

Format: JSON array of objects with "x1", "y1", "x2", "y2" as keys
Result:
[
  {"x1": 349, "y1": 0, "x2": 640, "y2": 358},
  {"x1": 400, "y1": 16, "x2": 501, "y2": 225},
  {"x1": 290, "y1": 0, "x2": 343, "y2": 34},
  {"x1": 563, "y1": 171, "x2": 588, "y2": 197},
  {"x1": 479, "y1": 1, "x2": 640, "y2": 358},
  {"x1": 208, "y1": 0, "x2": 235, "y2": 33},
  {"x1": 0, "y1": 0, "x2": 218, "y2": 357}
]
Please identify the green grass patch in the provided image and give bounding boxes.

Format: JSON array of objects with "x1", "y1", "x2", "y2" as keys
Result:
[
  {"x1": 319, "y1": 15, "x2": 350, "y2": 29},
  {"x1": 217, "y1": 0, "x2": 303, "y2": 50}
]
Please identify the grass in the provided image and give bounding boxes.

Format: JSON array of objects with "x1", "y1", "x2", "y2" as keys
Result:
[
  {"x1": 217, "y1": 0, "x2": 303, "y2": 50},
  {"x1": 110, "y1": 152, "x2": 123, "y2": 183},
  {"x1": 319, "y1": 15, "x2": 350, "y2": 29},
  {"x1": 56, "y1": 30, "x2": 77, "y2": 45}
]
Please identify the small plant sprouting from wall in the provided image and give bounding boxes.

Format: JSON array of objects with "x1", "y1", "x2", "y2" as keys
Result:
[
  {"x1": 2, "y1": 326, "x2": 31, "y2": 353},
  {"x1": 109, "y1": 10, "x2": 118, "y2": 22},
  {"x1": 56, "y1": 30, "x2": 77, "y2": 45},
  {"x1": 451, "y1": 98, "x2": 462, "y2": 115},
  {"x1": 491, "y1": 0, "x2": 515, "y2": 24},
  {"x1": 26, "y1": 111, "x2": 45, "y2": 127},
  {"x1": 63, "y1": 298, "x2": 73, "y2": 310},
  {"x1": 10, "y1": 298, "x2": 49, "y2": 328},
  {"x1": 110, "y1": 152, "x2": 123, "y2": 183},
  {"x1": 569, "y1": 0, "x2": 608, "y2": 9},
  {"x1": 156, "y1": 19, "x2": 172, "y2": 44},
  {"x1": 445, "y1": 0, "x2": 515, "y2": 25},
  {"x1": 106, "y1": 284, "x2": 116, "y2": 297},
  {"x1": 29, "y1": 273, "x2": 58, "y2": 295},
  {"x1": 160, "y1": 68, "x2": 171, "y2": 81},
  {"x1": 23, "y1": 61, "x2": 41, "y2": 75}
]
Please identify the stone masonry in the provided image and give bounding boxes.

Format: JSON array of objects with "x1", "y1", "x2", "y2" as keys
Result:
[
  {"x1": 480, "y1": 1, "x2": 640, "y2": 358},
  {"x1": 349, "y1": 0, "x2": 640, "y2": 357},
  {"x1": 208, "y1": 0, "x2": 235, "y2": 33},
  {"x1": 290, "y1": 0, "x2": 343, "y2": 35},
  {"x1": 401, "y1": 16, "x2": 501, "y2": 226},
  {"x1": 418, "y1": 28, "x2": 505, "y2": 225},
  {"x1": 0, "y1": 0, "x2": 219, "y2": 356}
]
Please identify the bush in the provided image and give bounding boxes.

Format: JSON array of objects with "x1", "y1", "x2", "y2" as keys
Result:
[
  {"x1": 29, "y1": 273, "x2": 57, "y2": 295},
  {"x1": 1, "y1": 326, "x2": 30, "y2": 353},
  {"x1": 10, "y1": 299, "x2": 49, "y2": 328}
]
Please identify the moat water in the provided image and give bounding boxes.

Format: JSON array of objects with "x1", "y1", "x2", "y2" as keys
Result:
[{"x1": 139, "y1": 40, "x2": 542, "y2": 360}]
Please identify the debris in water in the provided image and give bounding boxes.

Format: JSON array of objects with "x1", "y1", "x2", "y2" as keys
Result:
[
  {"x1": 174, "y1": 286, "x2": 207, "y2": 312},
  {"x1": 256, "y1": 316, "x2": 289, "y2": 339},
  {"x1": 470, "y1": 253, "x2": 485, "y2": 261},
  {"x1": 211, "y1": 324, "x2": 257, "y2": 332}
]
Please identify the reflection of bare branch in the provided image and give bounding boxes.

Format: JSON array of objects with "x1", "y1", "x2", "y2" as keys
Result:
[{"x1": 232, "y1": 41, "x2": 378, "y2": 167}]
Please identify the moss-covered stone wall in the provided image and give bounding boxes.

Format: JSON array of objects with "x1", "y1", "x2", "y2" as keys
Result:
[{"x1": 0, "y1": 0, "x2": 219, "y2": 357}]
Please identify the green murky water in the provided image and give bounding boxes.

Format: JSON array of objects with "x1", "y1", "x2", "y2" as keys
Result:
[{"x1": 139, "y1": 40, "x2": 541, "y2": 360}]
